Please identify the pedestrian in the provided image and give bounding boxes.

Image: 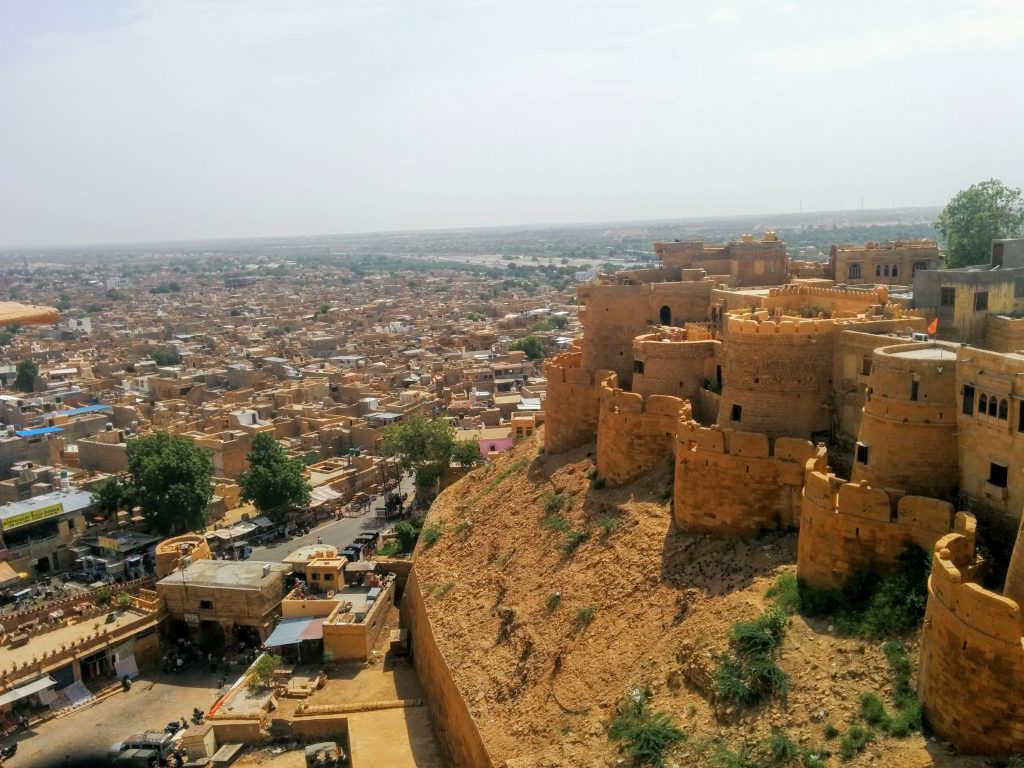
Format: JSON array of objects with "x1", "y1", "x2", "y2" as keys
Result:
[
  {"x1": 208, "y1": 652, "x2": 217, "y2": 673},
  {"x1": 316, "y1": 535, "x2": 323, "y2": 545}
]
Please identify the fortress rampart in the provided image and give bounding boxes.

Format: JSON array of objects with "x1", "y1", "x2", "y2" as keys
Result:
[
  {"x1": 596, "y1": 378, "x2": 690, "y2": 487},
  {"x1": 543, "y1": 351, "x2": 614, "y2": 454},
  {"x1": 673, "y1": 422, "x2": 824, "y2": 535},
  {"x1": 918, "y1": 526, "x2": 1024, "y2": 754},
  {"x1": 851, "y1": 342, "x2": 959, "y2": 498},
  {"x1": 718, "y1": 314, "x2": 837, "y2": 439},
  {"x1": 797, "y1": 469, "x2": 965, "y2": 590}
]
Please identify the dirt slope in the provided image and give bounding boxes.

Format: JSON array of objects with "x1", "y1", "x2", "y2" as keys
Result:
[{"x1": 415, "y1": 430, "x2": 992, "y2": 768}]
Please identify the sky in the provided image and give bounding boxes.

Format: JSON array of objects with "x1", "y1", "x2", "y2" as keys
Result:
[{"x1": 1, "y1": 0, "x2": 1022, "y2": 248}]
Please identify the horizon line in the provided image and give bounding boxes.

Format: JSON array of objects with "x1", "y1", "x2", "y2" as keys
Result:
[{"x1": 0, "y1": 204, "x2": 942, "y2": 254}]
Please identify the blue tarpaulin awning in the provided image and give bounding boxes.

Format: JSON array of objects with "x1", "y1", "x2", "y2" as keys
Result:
[
  {"x1": 264, "y1": 617, "x2": 325, "y2": 647},
  {"x1": 15, "y1": 426, "x2": 64, "y2": 437}
]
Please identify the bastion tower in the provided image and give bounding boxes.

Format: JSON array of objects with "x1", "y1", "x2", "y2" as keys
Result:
[
  {"x1": 717, "y1": 312, "x2": 836, "y2": 441},
  {"x1": 850, "y1": 341, "x2": 959, "y2": 499}
]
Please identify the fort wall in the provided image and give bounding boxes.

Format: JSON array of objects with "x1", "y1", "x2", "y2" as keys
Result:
[
  {"x1": 673, "y1": 422, "x2": 824, "y2": 535},
  {"x1": 850, "y1": 342, "x2": 959, "y2": 499},
  {"x1": 542, "y1": 351, "x2": 612, "y2": 454},
  {"x1": 797, "y1": 469, "x2": 965, "y2": 590},
  {"x1": 401, "y1": 566, "x2": 493, "y2": 768},
  {"x1": 596, "y1": 380, "x2": 690, "y2": 487},
  {"x1": 918, "y1": 527, "x2": 1024, "y2": 754},
  {"x1": 717, "y1": 315, "x2": 837, "y2": 439}
]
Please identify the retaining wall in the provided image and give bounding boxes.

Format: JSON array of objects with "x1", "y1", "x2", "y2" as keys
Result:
[
  {"x1": 401, "y1": 565, "x2": 493, "y2": 768},
  {"x1": 542, "y1": 351, "x2": 612, "y2": 454}
]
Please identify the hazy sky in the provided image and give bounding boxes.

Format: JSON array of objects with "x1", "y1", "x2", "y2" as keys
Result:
[{"x1": 1, "y1": 0, "x2": 1022, "y2": 247}]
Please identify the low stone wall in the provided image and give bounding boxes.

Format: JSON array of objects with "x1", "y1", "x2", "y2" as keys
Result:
[
  {"x1": 797, "y1": 468, "x2": 967, "y2": 590},
  {"x1": 401, "y1": 565, "x2": 493, "y2": 768},
  {"x1": 918, "y1": 527, "x2": 1024, "y2": 754}
]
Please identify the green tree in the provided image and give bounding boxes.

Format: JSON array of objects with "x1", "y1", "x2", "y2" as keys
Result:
[
  {"x1": 90, "y1": 476, "x2": 137, "y2": 518},
  {"x1": 382, "y1": 415, "x2": 455, "y2": 488},
  {"x1": 55, "y1": 294, "x2": 71, "y2": 311},
  {"x1": 14, "y1": 359, "x2": 37, "y2": 393},
  {"x1": 0, "y1": 331, "x2": 12, "y2": 346},
  {"x1": 238, "y1": 433, "x2": 311, "y2": 521},
  {"x1": 150, "y1": 348, "x2": 180, "y2": 366},
  {"x1": 936, "y1": 179, "x2": 1024, "y2": 268},
  {"x1": 452, "y1": 439, "x2": 481, "y2": 467},
  {"x1": 126, "y1": 431, "x2": 213, "y2": 535},
  {"x1": 508, "y1": 334, "x2": 545, "y2": 360}
]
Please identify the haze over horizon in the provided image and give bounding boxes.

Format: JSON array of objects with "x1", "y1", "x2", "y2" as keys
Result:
[{"x1": 2, "y1": 0, "x2": 1021, "y2": 249}]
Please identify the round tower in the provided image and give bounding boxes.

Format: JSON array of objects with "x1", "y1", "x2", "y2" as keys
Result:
[
  {"x1": 717, "y1": 313, "x2": 836, "y2": 440},
  {"x1": 155, "y1": 533, "x2": 211, "y2": 578},
  {"x1": 850, "y1": 341, "x2": 958, "y2": 498}
]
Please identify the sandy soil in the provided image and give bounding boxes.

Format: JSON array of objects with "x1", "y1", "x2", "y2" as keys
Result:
[{"x1": 413, "y1": 430, "x2": 1001, "y2": 767}]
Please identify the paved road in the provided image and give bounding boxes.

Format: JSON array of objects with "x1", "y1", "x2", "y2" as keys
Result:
[
  {"x1": 252, "y1": 474, "x2": 417, "y2": 563},
  {"x1": 7, "y1": 668, "x2": 226, "y2": 768}
]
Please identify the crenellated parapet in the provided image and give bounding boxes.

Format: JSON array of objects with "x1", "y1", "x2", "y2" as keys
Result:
[
  {"x1": 918, "y1": 524, "x2": 1024, "y2": 754},
  {"x1": 718, "y1": 314, "x2": 836, "y2": 439},
  {"x1": 155, "y1": 533, "x2": 212, "y2": 579},
  {"x1": 595, "y1": 380, "x2": 690, "y2": 487},
  {"x1": 631, "y1": 329, "x2": 721, "y2": 404},
  {"x1": 543, "y1": 350, "x2": 615, "y2": 454},
  {"x1": 673, "y1": 421, "x2": 824, "y2": 535},
  {"x1": 797, "y1": 468, "x2": 966, "y2": 590}
]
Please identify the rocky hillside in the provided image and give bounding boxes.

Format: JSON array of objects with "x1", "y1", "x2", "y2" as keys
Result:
[{"x1": 414, "y1": 430, "x2": 997, "y2": 768}]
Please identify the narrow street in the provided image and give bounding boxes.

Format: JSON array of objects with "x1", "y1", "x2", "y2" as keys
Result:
[{"x1": 5, "y1": 668, "x2": 225, "y2": 768}]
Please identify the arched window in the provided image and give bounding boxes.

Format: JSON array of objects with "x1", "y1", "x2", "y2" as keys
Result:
[
  {"x1": 913, "y1": 261, "x2": 927, "y2": 275},
  {"x1": 999, "y1": 399, "x2": 1009, "y2": 420},
  {"x1": 884, "y1": 265, "x2": 890, "y2": 277},
  {"x1": 659, "y1": 305, "x2": 671, "y2": 325},
  {"x1": 989, "y1": 395, "x2": 998, "y2": 417},
  {"x1": 979, "y1": 393, "x2": 988, "y2": 414}
]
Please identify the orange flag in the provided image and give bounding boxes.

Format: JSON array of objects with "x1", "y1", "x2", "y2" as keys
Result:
[{"x1": 927, "y1": 317, "x2": 938, "y2": 335}]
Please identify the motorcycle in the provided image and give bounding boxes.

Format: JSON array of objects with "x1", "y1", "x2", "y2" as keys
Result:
[
  {"x1": 1, "y1": 743, "x2": 18, "y2": 760},
  {"x1": 191, "y1": 707, "x2": 205, "y2": 725},
  {"x1": 164, "y1": 719, "x2": 183, "y2": 735}
]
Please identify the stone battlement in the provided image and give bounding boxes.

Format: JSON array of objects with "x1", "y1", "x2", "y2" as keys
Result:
[
  {"x1": 673, "y1": 422, "x2": 823, "y2": 535},
  {"x1": 599, "y1": 380, "x2": 691, "y2": 418},
  {"x1": 676, "y1": 422, "x2": 824, "y2": 464},
  {"x1": 726, "y1": 314, "x2": 838, "y2": 336},
  {"x1": 767, "y1": 284, "x2": 890, "y2": 303},
  {"x1": 919, "y1": 526, "x2": 1024, "y2": 754},
  {"x1": 543, "y1": 350, "x2": 614, "y2": 454},
  {"x1": 797, "y1": 469, "x2": 964, "y2": 590},
  {"x1": 596, "y1": 380, "x2": 689, "y2": 487}
]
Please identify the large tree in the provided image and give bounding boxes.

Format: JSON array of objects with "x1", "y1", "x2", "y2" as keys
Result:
[
  {"x1": 238, "y1": 432, "x2": 311, "y2": 521},
  {"x1": 90, "y1": 476, "x2": 137, "y2": 519},
  {"x1": 382, "y1": 415, "x2": 455, "y2": 488},
  {"x1": 14, "y1": 359, "x2": 37, "y2": 393},
  {"x1": 126, "y1": 431, "x2": 213, "y2": 535},
  {"x1": 936, "y1": 179, "x2": 1024, "y2": 268}
]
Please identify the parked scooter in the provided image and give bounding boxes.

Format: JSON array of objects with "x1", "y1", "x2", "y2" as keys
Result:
[
  {"x1": 1, "y1": 743, "x2": 18, "y2": 760},
  {"x1": 191, "y1": 707, "x2": 205, "y2": 725}
]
